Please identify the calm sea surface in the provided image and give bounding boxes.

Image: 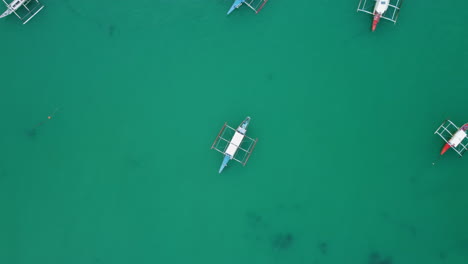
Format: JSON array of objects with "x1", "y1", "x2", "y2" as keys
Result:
[{"x1": 1, "y1": 0, "x2": 468, "y2": 263}]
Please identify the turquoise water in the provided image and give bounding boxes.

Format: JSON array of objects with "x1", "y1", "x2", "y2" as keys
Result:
[{"x1": 1, "y1": 0, "x2": 468, "y2": 263}]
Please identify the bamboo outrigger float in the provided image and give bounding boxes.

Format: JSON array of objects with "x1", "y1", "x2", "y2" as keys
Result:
[
  {"x1": 357, "y1": 0, "x2": 403, "y2": 31},
  {"x1": 227, "y1": 0, "x2": 268, "y2": 15},
  {"x1": 211, "y1": 117, "x2": 258, "y2": 173},
  {"x1": 0, "y1": 0, "x2": 44, "y2": 24},
  {"x1": 434, "y1": 120, "x2": 468, "y2": 157}
]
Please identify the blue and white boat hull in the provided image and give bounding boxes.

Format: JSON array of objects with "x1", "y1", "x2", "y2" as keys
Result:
[
  {"x1": 227, "y1": 0, "x2": 245, "y2": 15},
  {"x1": 219, "y1": 154, "x2": 231, "y2": 173},
  {"x1": 217, "y1": 117, "x2": 252, "y2": 173}
]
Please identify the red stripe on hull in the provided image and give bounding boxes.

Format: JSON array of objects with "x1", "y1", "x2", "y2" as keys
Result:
[
  {"x1": 372, "y1": 14, "x2": 381, "y2": 31},
  {"x1": 440, "y1": 143, "x2": 451, "y2": 155}
]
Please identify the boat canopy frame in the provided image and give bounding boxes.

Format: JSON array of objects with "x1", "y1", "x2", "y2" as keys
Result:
[
  {"x1": 211, "y1": 123, "x2": 258, "y2": 166},
  {"x1": 357, "y1": 0, "x2": 403, "y2": 23},
  {"x1": 0, "y1": 0, "x2": 44, "y2": 24},
  {"x1": 434, "y1": 120, "x2": 468, "y2": 157}
]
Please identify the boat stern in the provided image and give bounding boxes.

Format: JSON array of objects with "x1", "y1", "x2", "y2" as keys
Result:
[
  {"x1": 440, "y1": 143, "x2": 451, "y2": 155},
  {"x1": 372, "y1": 13, "x2": 381, "y2": 31},
  {"x1": 227, "y1": 0, "x2": 245, "y2": 15},
  {"x1": 219, "y1": 155, "x2": 231, "y2": 173}
]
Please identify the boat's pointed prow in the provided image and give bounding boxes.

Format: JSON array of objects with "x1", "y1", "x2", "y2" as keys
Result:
[
  {"x1": 227, "y1": 6, "x2": 236, "y2": 15},
  {"x1": 227, "y1": 0, "x2": 245, "y2": 15},
  {"x1": 219, "y1": 155, "x2": 231, "y2": 173},
  {"x1": 372, "y1": 14, "x2": 380, "y2": 31},
  {"x1": 240, "y1": 116, "x2": 251, "y2": 130},
  {"x1": 440, "y1": 143, "x2": 451, "y2": 155}
]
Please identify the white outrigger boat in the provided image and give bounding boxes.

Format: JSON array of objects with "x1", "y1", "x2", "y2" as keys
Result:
[
  {"x1": 0, "y1": 0, "x2": 44, "y2": 24},
  {"x1": 211, "y1": 117, "x2": 258, "y2": 173},
  {"x1": 357, "y1": 0, "x2": 403, "y2": 31},
  {"x1": 227, "y1": 0, "x2": 268, "y2": 15},
  {"x1": 435, "y1": 120, "x2": 468, "y2": 157}
]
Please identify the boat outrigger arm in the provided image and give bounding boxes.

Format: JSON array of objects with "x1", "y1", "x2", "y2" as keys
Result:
[
  {"x1": 226, "y1": 0, "x2": 268, "y2": 15},
  {"x1": 211, "y1": 117, "x2": 258, "y2": 173},
  {"x1": 0, "y1": 0, "x2": 44, "y2": 24}
]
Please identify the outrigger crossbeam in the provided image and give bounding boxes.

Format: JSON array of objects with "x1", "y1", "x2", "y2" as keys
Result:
[
  {"x1": 0, "y1": 0, "x2": 44, "y2": 24},
  {"x1": 227, "y1": 0, "x2": 268, "y2": 15}
]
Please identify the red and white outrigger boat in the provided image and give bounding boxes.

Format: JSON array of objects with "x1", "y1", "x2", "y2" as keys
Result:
[
  {"x1": 357, "y1": 0, "x2": 403, "y2": 31},
  {"x1": 434, "y1": 120, "x2": 468, "y2": 157},
  {"x1": 371, "y1": 1, "x2": 389, "y2": 31}
]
